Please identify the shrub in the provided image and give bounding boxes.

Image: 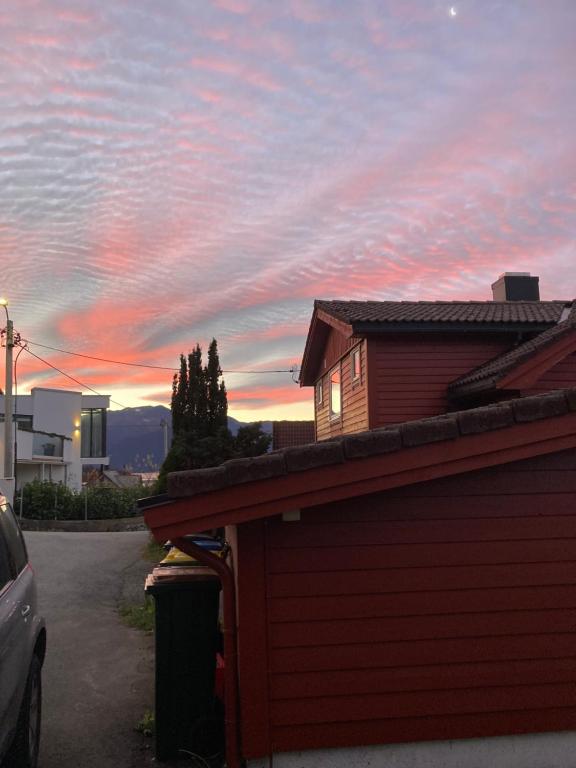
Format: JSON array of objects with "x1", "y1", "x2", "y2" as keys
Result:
[{"x1": 18, "y1": 480, "x2": 145, "y2": 520}]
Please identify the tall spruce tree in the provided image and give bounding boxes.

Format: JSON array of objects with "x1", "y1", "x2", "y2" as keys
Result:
[
  {"x1": 171, "y1": 354, "x2": 188, "y2": 437},
  {"x1": 158, "y1": 339, "x2": 271, "y2": 491}
]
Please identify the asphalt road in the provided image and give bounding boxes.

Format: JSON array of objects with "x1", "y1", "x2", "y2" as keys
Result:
[{"x1": 24, "y1": 531, "x2": 156, "y2": 768}]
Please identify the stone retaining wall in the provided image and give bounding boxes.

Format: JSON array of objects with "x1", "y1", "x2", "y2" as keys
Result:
[{"x1": 20, "y1": 516, "x2": 147, "y2": 533}]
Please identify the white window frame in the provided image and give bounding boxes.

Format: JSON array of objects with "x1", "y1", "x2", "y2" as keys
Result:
[
  {"x1": 329, "y1": 366, "x2": 342, "y2": 420},
  {"x1": 316, "y1": 379, "x2": 323, "y2": 407},
  {"x1": 351, "y1": 347, "x2": 361, "y2": 382}
]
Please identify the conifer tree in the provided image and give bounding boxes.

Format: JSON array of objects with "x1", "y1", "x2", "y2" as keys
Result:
[
  {"x1": 171, "y1": 354, "x2": 188, "y2": 437},
  {"x1": 158, "y1": 338, "x2": 271, "y2": 491},
  {"x1": 187, "y1": 344, "x2": 205, "y2": 434}
]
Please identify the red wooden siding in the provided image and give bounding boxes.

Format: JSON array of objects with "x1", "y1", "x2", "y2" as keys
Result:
[
  {"x1": 315, "y1": 340, "x2": 368, "y2": 441},
  {"x1": 522, "y1": 350, "x2": 576, "y2": 396},
  {"x1": 243, "y1": 448, "x2": 576, "y2": 756},
  {"x1": 368, "y1": 334, "x2": 510, "y2": 427}
]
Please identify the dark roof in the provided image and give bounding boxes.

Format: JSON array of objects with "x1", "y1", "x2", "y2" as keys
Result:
[
  {"x1": 164, "y1": 388, "x2": 576, "y2": 501},
  {"x1": 450, "y1": 302, "x2": 576, "y2": 398},
  {"x1": 315, "y1": 299, "x2": 569, "y2": 327}
]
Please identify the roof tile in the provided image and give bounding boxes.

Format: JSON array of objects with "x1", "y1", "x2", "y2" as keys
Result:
[
  {"x1": 316, "y1": 299, "x2": 568, "y2": 326},
  {"x1": 512, "y1": 391, "x2": 568, "y2": 422},
  {"x1": 457, "y1": 404, "x2": 515, "y2": 435},
  {"x1": 284, "y1": 441, "x2": 344, "y2": 472},
  {"x1": 224, "y1": 453, "x2": 286, "y2": 485},
  {"x1": 168, "y1": 465, "x2": 228, "y2": 498},
  {"x1": 343, "y1": 428, "x2": 402, "y2": 459},
  {"x1": 400, "y1": 415, "x2": 459, "y2": 447}
]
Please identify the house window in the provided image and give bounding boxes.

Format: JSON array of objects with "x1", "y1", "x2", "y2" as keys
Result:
[
  {"x1": 81, "y1": 408, "x2": 107, "y2": 458},
  {"x1": 0, "y1": 414, "x2": 33, "y2": 430},
  {"x1": 316, "y1": 380, "x2": 323, "y2": 407},
  {"x1": 351, "y1": 348, "x2": 361, "y2": 381},
  {"x1": 330, "y1": 368, "x2": 341, "y2": 418}
]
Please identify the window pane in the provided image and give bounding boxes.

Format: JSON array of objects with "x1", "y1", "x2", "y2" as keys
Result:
[
  {"x1": 0, "y1": 502, "x2": 27, "y2": 576},
  {"x1": 330, "y1": 369, "x2": 341, "y2": 416},
  {"x1": 91, "y1": 409, "x2": 103, "y2": 456},
  {"x1": 0, "y1": 533, "x2": 11, "y2": 591},
  {"x1": 352, "y1": 350, "x2": 361, "y2": 379},
  {"x1": 81, "y1": 410, "x2": 91, "y2": 457},
  {"x1": 81, "y1": 409, "x2": 106, "y2": 458}
]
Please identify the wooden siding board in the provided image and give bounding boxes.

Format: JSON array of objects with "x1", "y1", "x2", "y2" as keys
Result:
[
  {"x1": 261, "y1": 447, "x2": 576, "y2": 754},
  {"x1": 270, "y1": 682, "x2": 576, "y2": 725},
  {"x1": 236, "y1": 520, "x2": 271, "y2": 758},
  {"x1": 270, "y1": 633, "x2": 576, "y2": 673},
  {"x1": 269, "y1": 538, "x2": 576, "y2": 573},
  {"x1": 268, "y1": 584, "x2": 576, "y2": 623},
  {"x1": 266, "y1": 515, "x2": 576, "y2": 548},
  {"x1": 289, "y1": 492, "x2": 576, "y2": 523},
  {"x1": 370, "y1": 335, "x2": 511, "y2": 427},
  {"x1": 271, "y1": 658, "x2": 576, "y2": 700},
  {"x1": 270, "y1": 609, "x2": 576, "y2": 648},
  {"x1": 268, "y1": 561, "x2": 576, "y2": 597}
]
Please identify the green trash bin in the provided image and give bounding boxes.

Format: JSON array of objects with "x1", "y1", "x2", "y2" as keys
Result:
[{"x1": 146, "y1": 568, "x2": 221, "y2": 762}]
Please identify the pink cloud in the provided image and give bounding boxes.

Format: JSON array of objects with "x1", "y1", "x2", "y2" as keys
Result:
[
  {"x1": 15, "y1": 33, "x2": 62, "y2": 48},
  {"x1": 190, "y1": 55, "x2": 281, "y2": 92},
  {"x1": 214, "y1": 0, "x2": 253, "y2": 15}
]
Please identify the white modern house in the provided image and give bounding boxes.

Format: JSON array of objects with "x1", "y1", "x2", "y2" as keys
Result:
[{"x1": 0, "y1": 387, "x2": 110, "y2": 492}]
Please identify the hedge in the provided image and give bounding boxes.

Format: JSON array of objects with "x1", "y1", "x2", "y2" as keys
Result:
[{"x1": 18, "y1": 480, "x2": 145, "y2": 520}]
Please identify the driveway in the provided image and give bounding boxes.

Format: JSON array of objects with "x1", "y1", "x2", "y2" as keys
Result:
[{"x1": 24, "y1": 531, "x2": 155, "y2": 768}]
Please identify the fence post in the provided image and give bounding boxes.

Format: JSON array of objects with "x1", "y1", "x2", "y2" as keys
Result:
[
  {"x1": 19, "y1": 491, "x2": 23, "y2": 520},
  {"x1": 84, "y1": 487, "x2": 88, "y2": 521},
  {"x1": 54, "y1": 484, "x2": 58, "y2": 520}
]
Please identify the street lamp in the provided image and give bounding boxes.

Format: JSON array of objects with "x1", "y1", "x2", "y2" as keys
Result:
[{"x1": 0, "y1": 298, "x2": 14, "y2": 482}]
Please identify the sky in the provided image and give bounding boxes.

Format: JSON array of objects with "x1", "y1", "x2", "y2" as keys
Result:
[{"x1": 1, "y1": 0, "x2": 575, "y2": 421}]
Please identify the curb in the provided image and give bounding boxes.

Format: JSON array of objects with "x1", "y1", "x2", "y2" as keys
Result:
[{"x1": 19, "y1": 516, "x2": 148, "y2": 533}]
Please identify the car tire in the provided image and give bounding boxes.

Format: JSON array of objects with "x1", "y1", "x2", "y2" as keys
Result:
[{"x1": 5, "y1": 655, "x2": 42, "y2": 768}]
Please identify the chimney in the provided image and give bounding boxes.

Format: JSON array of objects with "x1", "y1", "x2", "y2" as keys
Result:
[{"x1": 491, "y1": 272, "x2": 540, "y2": 302}]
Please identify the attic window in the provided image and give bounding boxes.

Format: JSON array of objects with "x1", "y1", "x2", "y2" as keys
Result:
[
  {"x1": 351, "y1": 348, "x2": 361, "y2": 381},
  {"x1": 330, "y1": 368, "x2": 341, "y2": 418}
]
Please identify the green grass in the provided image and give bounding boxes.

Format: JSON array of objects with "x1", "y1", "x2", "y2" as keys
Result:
[
  {"x1": 143, "y1": 536, "x2": 167, "y2": 563},
  {"x1": 135, "y1": 710, "x2": 155, "y2": 738},
  {"x1": 119, "y1": 596, "x2": 155, "y2": 633}
]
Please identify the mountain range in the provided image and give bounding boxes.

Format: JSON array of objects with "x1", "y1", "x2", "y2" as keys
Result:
[{"x1": 106, "y1": 405, "x2": 271, "y2": 471}]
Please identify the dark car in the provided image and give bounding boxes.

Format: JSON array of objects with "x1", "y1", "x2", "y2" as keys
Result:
[{"x1": 0, "y1": 498, "x2": 46, "y2": 768}]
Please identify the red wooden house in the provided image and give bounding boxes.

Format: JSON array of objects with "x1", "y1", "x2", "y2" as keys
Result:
[
  {"x1": 144, "y1": 274, "x2": 576, "y2": 768},
  {"x1": 300, "y1": 272, "x2": 576, "y2": 438}
]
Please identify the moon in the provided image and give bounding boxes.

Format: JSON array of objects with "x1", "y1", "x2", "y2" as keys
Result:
[{"x1": 449, "y1": 6, "x2": 458, "y2": 16}]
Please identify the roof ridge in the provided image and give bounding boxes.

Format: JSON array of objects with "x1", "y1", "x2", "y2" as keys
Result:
[
  {"x1": 317, "y1": 299, "x2": 568, "y2": 305},
  {"x1": 166, "y1": 388, "x2": 576, "y2": 500}
]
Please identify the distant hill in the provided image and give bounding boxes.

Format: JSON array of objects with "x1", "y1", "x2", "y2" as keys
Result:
[{"x1": 106, "y1": 406, "x2": 271, "y2": 471}]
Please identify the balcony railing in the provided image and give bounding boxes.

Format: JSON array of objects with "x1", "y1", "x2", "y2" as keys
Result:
[{"x1": 32, "y1": 432, "x2": 64, "y2": 458}]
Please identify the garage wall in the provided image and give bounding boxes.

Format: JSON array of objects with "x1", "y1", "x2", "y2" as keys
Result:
[{"x1": 258, "y1": 447, "x2": 576, "y2": 754}]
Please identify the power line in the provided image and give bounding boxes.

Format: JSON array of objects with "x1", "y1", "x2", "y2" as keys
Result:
[
  {"x1": 22, "y1": 346, "x2": 130, "y2": 410},
  {"x1": 21, "y1": 338, "x2": 298, "y2": 375},
  {"x1": 22, "y1": 339, "x2": 176, "y2": 371}
]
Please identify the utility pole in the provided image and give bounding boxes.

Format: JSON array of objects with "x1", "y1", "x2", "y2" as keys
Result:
[
  {"x1": 1, "y1": 301, "x2": 13, "y2": 481},
  {"x1": 160, "y1": 418, "x2": 168, "y2": 460}
]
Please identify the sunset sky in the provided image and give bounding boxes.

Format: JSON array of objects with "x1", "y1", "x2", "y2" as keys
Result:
[{"x1": 1, "y1": 0, "x2": 575, "y2": 420}]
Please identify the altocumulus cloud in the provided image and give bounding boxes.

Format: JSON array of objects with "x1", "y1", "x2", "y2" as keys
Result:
[{"x1": 0, "y1": 0, "x2": 575, "y2": 418}]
